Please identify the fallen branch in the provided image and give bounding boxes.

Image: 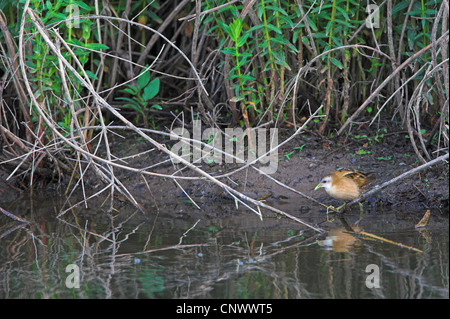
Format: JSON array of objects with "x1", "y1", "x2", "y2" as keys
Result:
[
  {"x1": 348, "y1": 153, "x2": 449, "y2": 207},
  {"x1": 357, "y1": 231, "x2": 423, "y2": 253},
  {"x1": 115, "y1": 243, "x2": 214, "y2": 257},
  {"x1": 336, "y1": 215, "x2": 423, "y2": 253},
  {"x1": 0, "y1": 206, "x2": 29, "y2": 224}
]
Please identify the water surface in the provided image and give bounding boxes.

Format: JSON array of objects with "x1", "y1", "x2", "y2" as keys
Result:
[{"x1": 0, "y1": 194, "x2": 448, "y2": 298}]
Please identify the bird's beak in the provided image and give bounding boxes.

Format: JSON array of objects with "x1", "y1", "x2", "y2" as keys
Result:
[{"x1": 314, "y1": 184, "x2": 322, "y2": 191}]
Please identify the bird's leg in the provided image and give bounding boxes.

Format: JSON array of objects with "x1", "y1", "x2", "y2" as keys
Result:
[
  {"x1": 335, "y1": 202, "x2": 347, "y2": 212},
  {"x1": 358, "y1": 202, "x2": 364, "y2": 212},
  {"x1": 357, "y1": 202, "x2": 365, "y2": 220},
  {"x1": 326, "y1": 205, "x2": 335, "y2": 222}
]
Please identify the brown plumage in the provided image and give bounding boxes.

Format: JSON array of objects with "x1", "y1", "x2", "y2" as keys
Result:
[{"x1": 314, "y1": 170, "x2": 375, "y2": 201}]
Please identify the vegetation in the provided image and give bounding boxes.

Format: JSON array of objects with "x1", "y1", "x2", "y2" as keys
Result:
[{"x1": 0, "y1": 0, "x2": 448, "y2": 201}]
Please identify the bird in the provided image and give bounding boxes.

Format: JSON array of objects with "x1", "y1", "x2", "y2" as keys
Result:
[{"x1": 314, "y1": 170, "x2": 375, "y2": 212}]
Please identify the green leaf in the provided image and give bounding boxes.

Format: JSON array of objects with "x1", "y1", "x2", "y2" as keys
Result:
[
  {"x1": 335, "y1": 6, "x2": 351, "y2": 20},
  {"x1": 239, "y1": 52, "x2": 253, "y2": 58},
  {"x1": 217, "y1": 20, "x2": 231, "y2": 35},
  {"x1": 306, "y1": 16, "x2": 318, "y2": 31},
  {"x1": 123, "y1": 103, "x2": 144, "y2": 114},
  {"x1": 237, "y1": 33, "x2": 250, "y2": 47},
  {"x1": 116, "y1": 96, "x2": 140, "y2": 105},
  {"x1": 78, "y1": 54, "x2": 89, "y2": 65},
  {"x1": 85, "y1": 70, "x2": 98, "y2": 80},
  {"x1": 46, "y1": 13, "x2": 70, "y2": 25},
  {"x1": 137, "y1": 69, "x2": 150, "y2": 91},
  {"x1": 248, "y1": 24, "x2": 265, "y2": 33},
  {"x1": 330, "y1": 57, "x2": 343, "y2": 69},
  {"x1": 270, "y1": 37, "x2": 298, "y2": 52},
  {"x1": 230, "y1": 65, "x2": 243, "y2": 74},
  {"x1": 84, "y1": 42, "x2": 109, "y2": 50},
  {"x1": 116, "y1": 98, "x2": 144, "y2": 114},
  {"x1": 266, "y1": 24, "x2": 282, "y2": 34},
  {"x1": 312, "y1": 32, "x2": 328, "y2": 39},
  {"x1": 71, "y1": 1, "x2": 91, "y2": 11},
  {"x1": 406, "y1": 9, "x2": 424, "y2": 16},
  {"x1": 238, "y1": 56, "x2": 249, "y2": 67},
  {"x1": 257, "y1": 6, "x2": 264, "y2": 20},
  {"x1": 335, "y1": 19, "x2": 354, "y2": 28},
  {"x1": 82, "y1": 21, "x2": 91, "y2": 40},
  {"x1": 392, "y1": 0, "x2": 410, "y2": 15},
  {"x1": 274, "y1": 59, "x2": 291, "y2": 70},
  {"x1": 241, "y1": 74, "x2": 256, "y2": 81},
  {"x1": 147, "y1": 11, "x2": 163, "y2": 24},
  {"x1": 301, "y1": 36, "x2": 310, "y2": 46},
  {"x1": 121, "y1": 86, "x2": 138, "y2": 95},
  {"x1": 331, "y1": 36, "x2": 343, "y2": 47},
  {"x1": 220, "y1": 49, "x2": 237, "y2": 56},
  {"x1": 265, "y1": 6, "x2": 288, "y2": 16},
  {"x1": 227, "y1": 74, "x2": 239, "y2": 80},
  {"x1": 229, "y1": 18, "x2": 243, "y2": 42},
  {"x1": 325, "y1": 20, "x2": 333, "y2": 36},
  {"x1": 312, "y1": 4, "x2": 333, "y2": 12},
  {"x1": 143, "y1": 78, "x2": 160, "y2": 101},
  {"x1": 66, "y1": 38, "x2": 83, "y2": 46},
  {"x1": 230, "y1": 96, "x2": 245, "y2": 103}
]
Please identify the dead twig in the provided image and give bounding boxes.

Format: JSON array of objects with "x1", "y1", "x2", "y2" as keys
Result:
[
  {"x1": 357, "y1": 231, "x2": 423, "y2": 253},
  {"x1": 338, "y1": 30, "x2": 449, "y2": 136},
  {"x1": 348, "y1": 153, "x2": 449, "y2": 207},
  {"x1": 0, "y1": 206, "x2": 29, "y2": 224}
]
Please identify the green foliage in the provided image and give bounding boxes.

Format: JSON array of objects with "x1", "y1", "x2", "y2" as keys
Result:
[
  {"x1": 221, "y1": 17, "x2": 255, "y2": 101},
  {"x1": 0, "y1": 0, "x2": 446, "y2": 167},
  {"x1": 201, "y1": 0, "x2": 445, "y2": 132},
  {"x1": 16, "y1": 0, "x2": 109, "y2": 134},
  {"x1": 139, "y1": 268, "x2": 165, "y2": 298},
  {"x1": 117, "y1": 67, "x2": 161, "y2": 127},
  {"x1": 206, "y1": 0, "x2": 301, "y2": 124}
]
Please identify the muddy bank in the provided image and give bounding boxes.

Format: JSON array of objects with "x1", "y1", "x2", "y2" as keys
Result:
[
  {"x1": 112, "y1": 126, "x2": 448, "y2": 213},
  {"x1": 1, "y1": 124, "x2": 448, "y2": 217}
]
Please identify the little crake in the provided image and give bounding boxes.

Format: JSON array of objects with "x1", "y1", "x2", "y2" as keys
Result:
[{"x1": 314, "y1": 170, "x2": 375, "y2": 211}]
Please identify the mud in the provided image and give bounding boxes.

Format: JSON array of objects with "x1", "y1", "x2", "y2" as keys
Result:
[
  {"x1": 1, "y1": 122, "x2": 448, "y2": 218},
  {"x1": 121, "y1": 127, "x2": 447, "y2": 214}
]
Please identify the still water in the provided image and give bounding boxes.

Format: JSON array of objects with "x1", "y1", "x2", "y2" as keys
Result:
[{"x1": 0, "y1": 194, "x2": 448, "y2": 298}]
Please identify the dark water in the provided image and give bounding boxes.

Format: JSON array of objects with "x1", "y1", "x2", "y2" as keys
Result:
[{"x1": 0, "y1": 194, "x2": 448, "y2": 299}]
